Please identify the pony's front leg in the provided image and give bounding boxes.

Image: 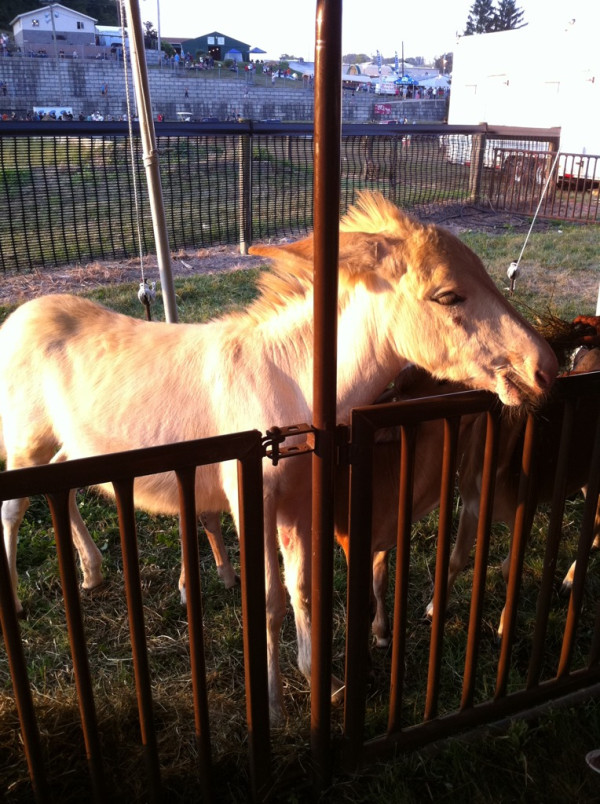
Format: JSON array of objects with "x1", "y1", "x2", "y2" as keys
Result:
[
  {"x1": 278, "y1": 516, "x2": 344, "y2": 706},
  {"x1": 2, "y1": 496, "x2": 30, "y2": 616},
  {"x1": 372, "y1": 550, "x2": 391, "y2": 647},
  {"x1": 263, "y1": 501, "x2": 287, "y2": 723}
]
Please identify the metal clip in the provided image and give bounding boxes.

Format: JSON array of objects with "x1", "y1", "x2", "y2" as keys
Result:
[{"x1": 262, "y1": 423, "x2": 315, "y2": 465}]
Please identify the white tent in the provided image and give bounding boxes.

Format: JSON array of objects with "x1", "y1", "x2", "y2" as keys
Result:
[
  {"x1": 342, "y1": 72, "x2": 373, "y2": 84},
  {"x1": 419, "y1": 75, "x2": 451, "y2": 88}
]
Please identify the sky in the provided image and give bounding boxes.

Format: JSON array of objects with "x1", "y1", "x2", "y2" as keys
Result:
[{"x1": 139, "y1": 0, "x2": 568, "y2": 64}]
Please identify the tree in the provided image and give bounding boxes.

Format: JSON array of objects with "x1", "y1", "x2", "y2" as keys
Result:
[
  {"x1": 463, "y1": 0, "x2": 525, "y2": 35},
  {"x1": 494, "y1": 0, "x2": 525, "y2": 31},
  {"x1": 143, "y1": 20, "x2": 157, "y2": 50},
  {"x1": 464, "y1": 0, "x2": 496, "y2": 35},
  {"x1": 434, "y1": 52, "x2": 453, "y2": 74},
  {"x1": 343, "y1": 53, "x2": 370, "y2": 64}
]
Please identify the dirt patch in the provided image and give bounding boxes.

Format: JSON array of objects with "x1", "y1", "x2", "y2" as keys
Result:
[{"x1": 0, "y1": 245, "x2": 267, "y2": 308}]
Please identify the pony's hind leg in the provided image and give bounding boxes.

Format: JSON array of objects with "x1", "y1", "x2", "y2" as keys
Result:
[
  {"x1": 178, "y1": 511, "x2": 240, "y2": 606},
  {"x1": 50, "y1": 450, "x2": 103, "y2": 593},
  {"x1": 200, "y1": 511, "x2": 240, "y2": 589}
]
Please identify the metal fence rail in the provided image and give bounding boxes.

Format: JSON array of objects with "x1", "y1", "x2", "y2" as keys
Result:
[{"x1": 0, "y1": 122, "x2": 566, "y2": 273}]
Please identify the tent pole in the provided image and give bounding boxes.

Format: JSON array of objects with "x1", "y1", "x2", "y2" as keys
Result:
[{"x1": 122, "y1": 0, "x2": 178, "y2": 323}]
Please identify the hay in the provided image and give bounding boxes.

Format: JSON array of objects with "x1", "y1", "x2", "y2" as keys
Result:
[{"x1": 530, "y1": 311, "x2": 599, "y2": 369}]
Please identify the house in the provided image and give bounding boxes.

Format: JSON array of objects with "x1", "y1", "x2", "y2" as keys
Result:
[
  {"x1": 181, "y1": 32, "x2": 251, "y2": 62},
  {"x1": 10, "y1": 4, "x2": 96, "y2": 54}
]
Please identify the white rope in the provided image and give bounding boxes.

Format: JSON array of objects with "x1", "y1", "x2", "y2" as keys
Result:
[
  {"x1": 508, "y1": 149, "x2": 561, "y2": 292},
  {"x1": 119, "y1": 1, "x2": 148, "y2": 292}
]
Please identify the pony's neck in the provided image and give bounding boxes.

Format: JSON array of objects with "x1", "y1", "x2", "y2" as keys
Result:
[
  {"x1": 335, "y1": 286, "x2": 408, "y2": 421},
  {"x1": 241, "y1": 284, "x2": 408, "y2": 423}
]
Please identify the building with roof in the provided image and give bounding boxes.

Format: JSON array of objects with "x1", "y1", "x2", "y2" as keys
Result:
[
  {"x1": 10, "y1": 4, "x2": 96, "y2": 53},
  {"x1": 181, "y1": 32, "x2": 251, "y2": 62}
]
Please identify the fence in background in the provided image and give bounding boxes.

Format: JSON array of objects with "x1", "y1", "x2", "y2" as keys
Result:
[{"x1": 2, "y1": 121, "x2": 585, "y2": 274}]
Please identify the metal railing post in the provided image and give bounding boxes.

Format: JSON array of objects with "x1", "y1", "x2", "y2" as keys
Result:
[
  {"x1": 468, "y1": 125, "x2": 487, "y2": 203},
  {"x1": 238, "y1": 127, "x2": 252, "y2": 254},
  {"x1": 311, "y1": 0, "x2": 342, "y2": 795}
]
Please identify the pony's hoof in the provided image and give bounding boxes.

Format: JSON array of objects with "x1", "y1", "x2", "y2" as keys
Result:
[
  {"x1": 560, "y1": 579, "x2": 573, "y2": 596},
  {"x1": 225, "y1": 573, "x2": 241, "y2": 590},
  {"x1": 373, "y1": 635, "x2": 391, "y2": 649},
  {"x1": 331, "y1": 677, "x2": 346, "y2": 707},
  {"x1": 586, "y1": 749, "x2": 600, "y2": 774},
  {"x1": 331, "y1": 688, "x2": 345, "y2": 707},
  {"x1": 81, "y1": 579, "x2": 107, "y2": 596},
  {"x1": 269, "y1": 703, "x2": 287, "y2": 727}
]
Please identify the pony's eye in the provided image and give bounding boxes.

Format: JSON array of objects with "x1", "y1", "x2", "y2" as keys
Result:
[{"x1": 432, "y1": 291, "x2": 463, "y2": 306}]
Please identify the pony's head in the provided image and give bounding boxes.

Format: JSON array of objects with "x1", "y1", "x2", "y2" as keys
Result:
[{"x1": 249, "y1": 192, "x2": 558, "y2": 406}]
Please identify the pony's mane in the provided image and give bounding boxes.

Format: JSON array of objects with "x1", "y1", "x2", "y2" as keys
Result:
[
  {"x1": 340, "y1": 190, "x2": 431, "y2": 241},
  {"x1": 243, "y1": 192, "x2": 432, "y2": 324},
  {"x1": 243, "y1": 251, "x2": 315, "y2": 323}
]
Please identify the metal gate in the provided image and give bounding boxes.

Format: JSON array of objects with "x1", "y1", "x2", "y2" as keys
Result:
[
  {"x1": 490, "y1": 147, "x2": 600, "y2": 221},
  {"x1": 343, "y1": 370, "x2": 600, "y2": 767},
  {"x1": 0, "y1": 432, "x2": 271, "y2": 802},
  {"x1": 1, "y1": 370, "x2": 599, "y2": 800}
]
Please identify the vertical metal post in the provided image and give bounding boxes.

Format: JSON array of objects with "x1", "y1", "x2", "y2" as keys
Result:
[
  {"x1": 176, "y1": 467, "x2": 213, "y2": 803},
  {"x1": 0, "y1": 523, "x2": 49, "y2": 803},
  {"x1": 424, "y1": 418, "x2": 460, "y2": 722},
  {"x1": 468, "y1": 126, "x2": 487, "y2": 204},
  {"x1": 238, "y1": 131, "x2": 252, "y2": 255},
  {"x1": 237, "y1": 444, "x2": 271, "y2": 800},
  {"x1": 387, "y1": 427, "x2": 417, "y2": 733},
  {"x1": 495, "y1": 414, "x2": 538, "y2": 699},
  {"x1": 311, "y1": 0, "x2": 342, "y2": 793},
  {"x1": 47, "y1": 492, "x2": 106, "y2": 801},
  {"x1": 122, "y1": 0, "x2": 178, "y2": 323},
  {"x1": 461, "y1": 409, "x2": 500, "y2": 709},
  {"x1": 112, "y1": 478, "x2": 162, "y2": 801}
]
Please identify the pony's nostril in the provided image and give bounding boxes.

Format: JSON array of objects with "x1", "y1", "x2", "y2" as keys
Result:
[{"x1": 535, "y1": 368, "x2": 554, "y2": 391}]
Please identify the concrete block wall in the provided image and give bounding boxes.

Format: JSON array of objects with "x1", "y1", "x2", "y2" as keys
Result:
[{"x1": 0, "y1": 58, "x2": 447, "y2": 123}]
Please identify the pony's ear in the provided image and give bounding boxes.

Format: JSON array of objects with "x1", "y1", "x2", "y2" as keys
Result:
[
  {"x1": 249, "y1": 231, "x2": 406, "y2": 281},
  {"x1": 248, "y1": 237, "x2": 315, "y2": 264}
]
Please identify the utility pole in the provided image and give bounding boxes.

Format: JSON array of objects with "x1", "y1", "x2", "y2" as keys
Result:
[{"x1": 49, "y1": 3, "x2": 64, "y2": 104}]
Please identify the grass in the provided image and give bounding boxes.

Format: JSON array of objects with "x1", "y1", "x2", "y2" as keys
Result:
[{"x1": 1, "y1": 221, "x2": 600, "y2": 801}]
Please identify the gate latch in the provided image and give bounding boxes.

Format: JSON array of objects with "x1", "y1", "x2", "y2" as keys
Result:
[{"x1": 262, "y1": 423, "x2": 315, "y2": 466}]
